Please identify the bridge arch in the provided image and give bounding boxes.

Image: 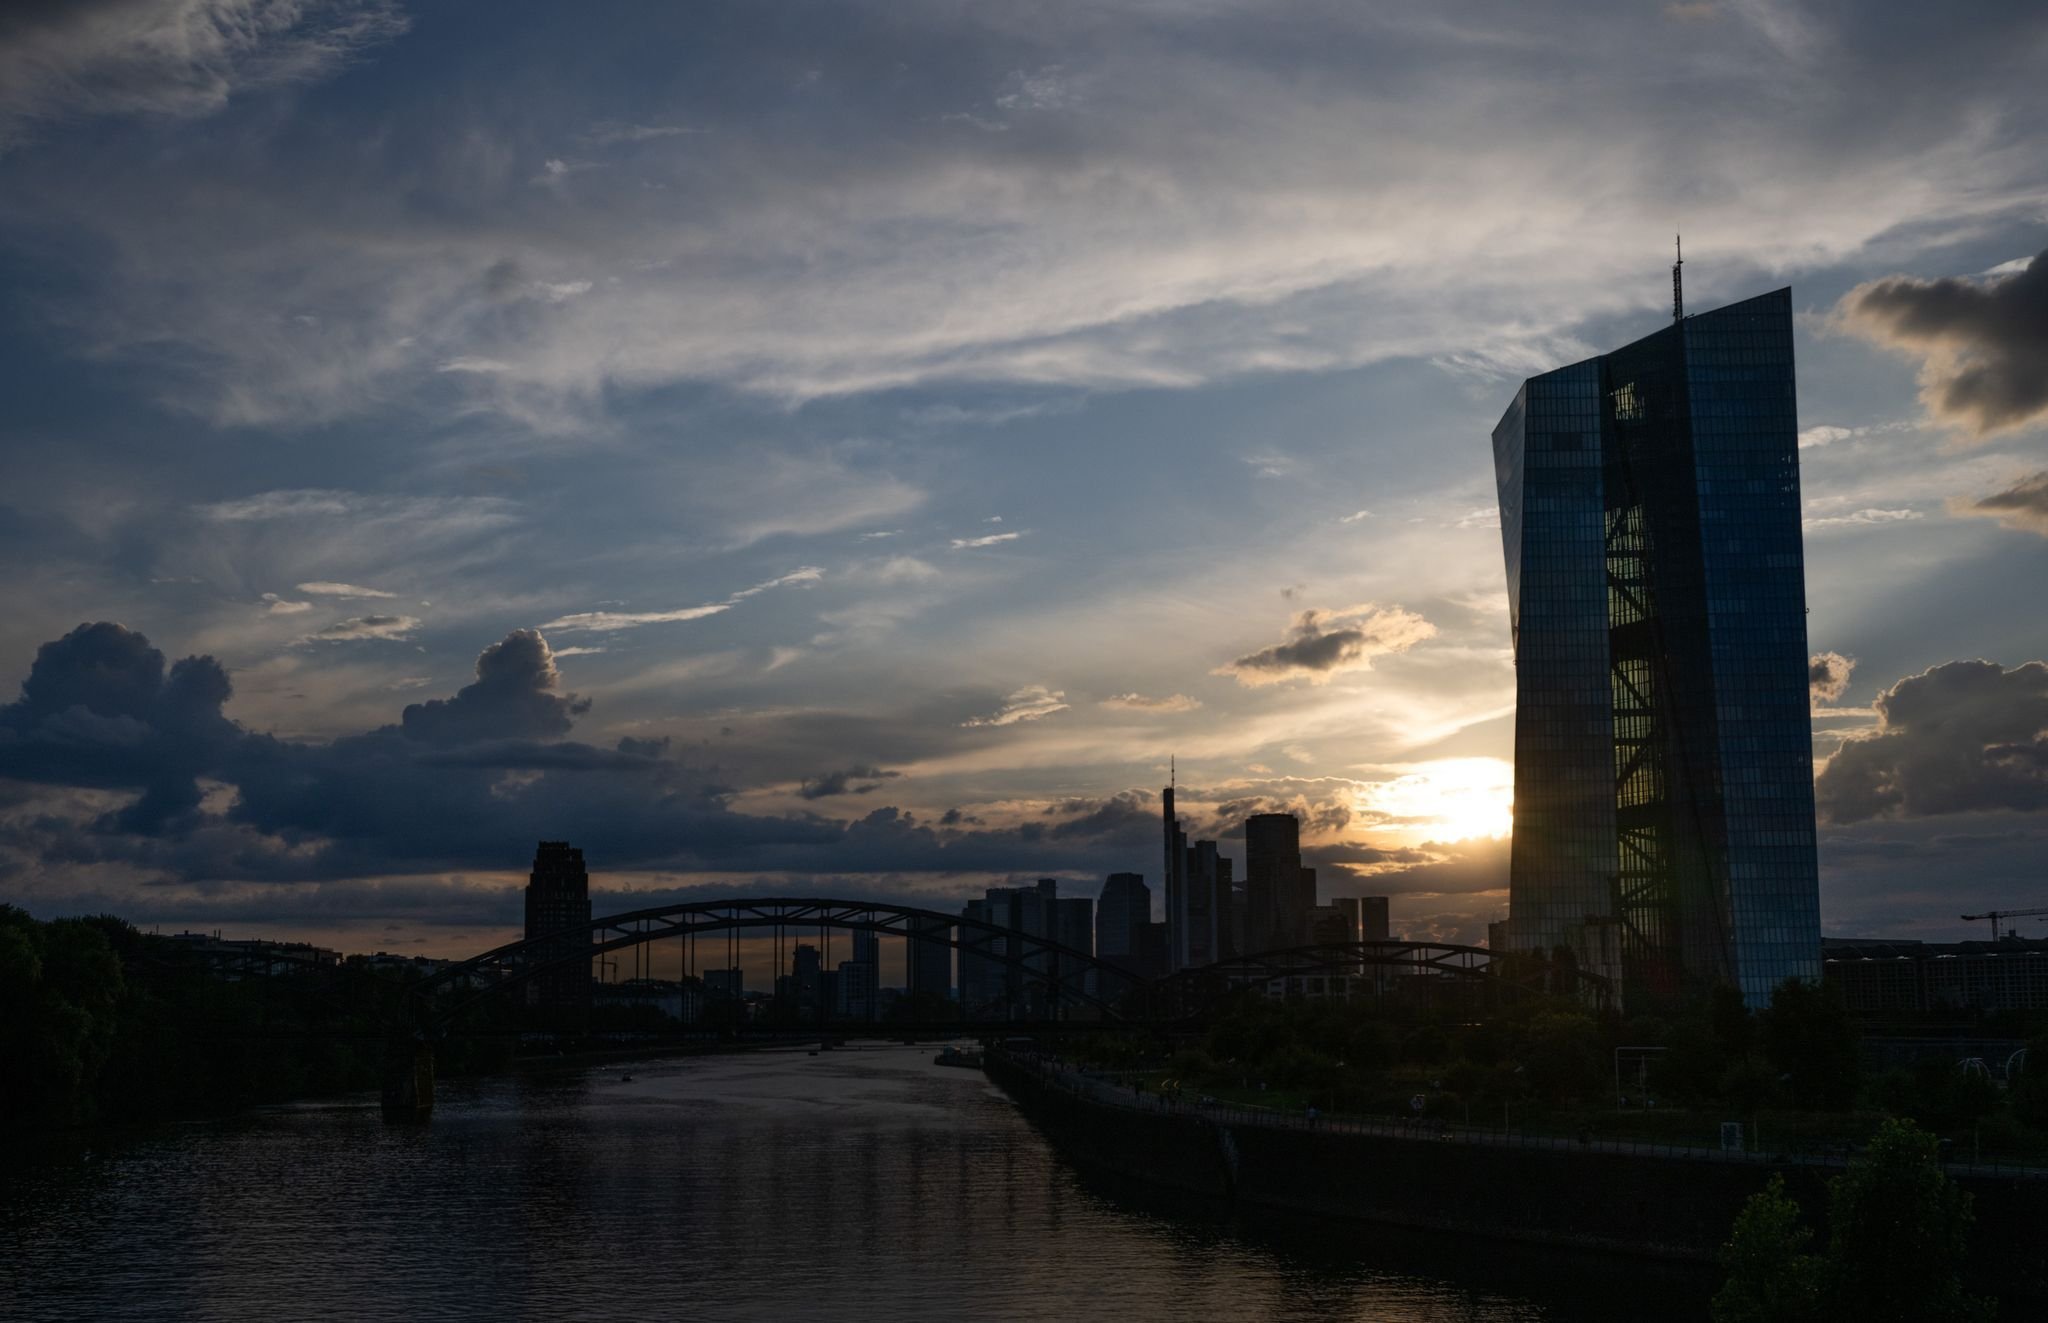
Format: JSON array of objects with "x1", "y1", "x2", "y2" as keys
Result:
[{"x1": 407, "y1": 897, "x2": 1148, "y2": 1033}]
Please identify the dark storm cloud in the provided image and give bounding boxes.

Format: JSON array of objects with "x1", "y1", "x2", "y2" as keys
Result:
[
  {"x1": 0, "y1": 623, "x2": 1165, "y2": 893},
  {"x1": 1960, "y1": 471, "x2": 2048, "y2": 537},
  {"x1": 1216, "y1": 605, "x2": 1435, "y2": 687},
  {"x1": 1815, "y1": 659, "x2": 2048, "y2": 823},
  {"x1": 1838, "y1": 248, "x2": 2048, "y2": 437},
  {"x1": 399, "y1": 629, "x2": 588, "y2": 745},
  {"x1": 0, "y1": 622, "x2": 240, "y2": 831},
  {"x1": 1810, "y1": 651, "x2": 1856, "y2": 705},
  {"x1": 797, "y1": 764, "x2": 901, "y2": 800}
]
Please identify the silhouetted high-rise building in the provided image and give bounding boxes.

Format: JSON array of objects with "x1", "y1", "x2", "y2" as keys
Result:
[
  {"x1": 1096, "y1": 872, "x2": 1149, "y2": 959},
  {"x1": 1307, "y1": 904, "x2": 1352, "y2": 947},
  {"x1": 1182, "y1": 839, "x2": 1227, "y2": 968},
  {"x1": 1162, "y1": 781, "x2": 1191, "y2": 969},
  {"x1": 839, "y1": 928, "x2": 880, "y2": 1021},
  {"x1": 523, "y1": 840, "x2": 593, "y2": 1026},
  {"x1": 959, "y1": 895, "x2": 1004, "y2": 1013},
  {"x1": 1337, "y1": 895, "x2": 1390, "y2": 943},
  {"x1": 908, "y1": 913, "x2": 953, "y2": 1007},
  {"x1": 1491, "y1": 287, "x2": 1820, "y2": 1008},
  {"x1": 792, "y1": 943, "x2": 823, "y2": 1014},
  {"x1": 1244, "y1": 813, "x2": 1305, "y2": 952}
]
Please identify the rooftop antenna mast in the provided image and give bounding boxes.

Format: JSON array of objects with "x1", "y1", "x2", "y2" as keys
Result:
[{"x1": 1672, "y1": 234, "x2": 1684, "y2": 324}]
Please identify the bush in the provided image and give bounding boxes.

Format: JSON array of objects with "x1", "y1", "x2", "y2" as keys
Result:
[{"x1": 1713, "y1": 1174, "x2": 1821, "y2": 1323}]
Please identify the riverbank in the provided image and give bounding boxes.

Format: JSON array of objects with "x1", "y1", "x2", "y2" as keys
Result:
[{"x1": 987, "y1": 1046, "x2": 2048, "y2": 1301}]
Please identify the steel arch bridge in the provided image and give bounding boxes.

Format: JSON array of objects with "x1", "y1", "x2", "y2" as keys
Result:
[
  {"x1": 405, "y1": 896, "x2": 1147, "y2": 1034},
  {"x1": 1153, "y1": 940, "x2": 1614, "y2": 1017}
]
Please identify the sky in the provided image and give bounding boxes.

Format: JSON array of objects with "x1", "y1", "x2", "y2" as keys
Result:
[{"x1": 2, "y1": 0, "x2": 2046, "y2": 960}]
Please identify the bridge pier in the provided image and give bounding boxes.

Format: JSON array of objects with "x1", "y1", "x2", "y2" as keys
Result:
[{"x1": 380, "y1": 1039, "x2": 435, "y2": 1122}]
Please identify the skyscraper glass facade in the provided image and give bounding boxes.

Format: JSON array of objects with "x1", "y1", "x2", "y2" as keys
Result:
[{"x1": 1491, "y1": 289, "x2": 1820, "y2": 1009}]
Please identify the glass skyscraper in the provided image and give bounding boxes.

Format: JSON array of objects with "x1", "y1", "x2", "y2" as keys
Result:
[{"x1": 1490, "y1": 288, "x2": 1819, "y2": 1009}]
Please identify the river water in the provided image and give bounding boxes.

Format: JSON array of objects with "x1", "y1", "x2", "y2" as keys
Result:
[{"x1": 1, "y1": 1044, "x2": 1711, "y2": 1321}]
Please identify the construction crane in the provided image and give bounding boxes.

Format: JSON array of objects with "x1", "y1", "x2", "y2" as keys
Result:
[{"x1": 1959, "y1": 907, "x2": 2048, "y2": 941}]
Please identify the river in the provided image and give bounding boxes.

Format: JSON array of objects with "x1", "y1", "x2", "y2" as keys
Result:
[{"x1": 1, "y1": 1044, "x2": 1712, "y2": 1321}]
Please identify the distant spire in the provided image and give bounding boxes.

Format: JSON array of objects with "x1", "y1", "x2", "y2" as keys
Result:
[{"x1": 1672, "y1": 234, "x2": 1684, "y2": 324}]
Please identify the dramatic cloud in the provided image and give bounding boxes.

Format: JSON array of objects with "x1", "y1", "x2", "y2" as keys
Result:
[
  {"x1": 1955, "y1": 471, "x2": 2048, "y2": 537},
  {"x1": 398, "y1": 630, "x2": 588, "y2": 746},
  {"x1": 542, "y1": 567, "x2": 822, "y2": 633},
  {"x1": 1816, "y1": 660, "x2": 2048, "y2": 823},
  {"x1": 0, "y1": 621, "x2": 241, "y2": 831},
  {"x1": 1810, "y1": 652, "x2": 1857, "y2": 706},
  {"x1": 0, "y1": 0, "x2": 407, "y2": 149},
  {"x1": 296, "y1": 581, "x2": 395, "y2": 598},
  {"x1": 797, "y1": 765, "x2": 902, "y2": 800},
  {"x1": 310, "y1": 614, "x2": 418, "y2": 641},
  {"x1": 1837, "y1": 248, "x2": 2048, "y2": 437},
  {"x1": 961, "y1": 685, "x2": 1068, "y2": 728},
  {"x1": 1099, "y1": 693, "x2": 1202, "y2": 714},
  {"x1": 1216, "y1": 604, "x2": 1436, "y2": 687}
]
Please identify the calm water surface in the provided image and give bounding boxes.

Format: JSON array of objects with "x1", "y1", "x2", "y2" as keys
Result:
[{"x1": 2, "y1": 1045, "x2": 1711, "y2": 1321}]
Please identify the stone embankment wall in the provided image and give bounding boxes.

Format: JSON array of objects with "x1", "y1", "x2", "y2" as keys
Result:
[{"x1": 987, "y1": 1051, "x2": 2048, "y2": 1296}]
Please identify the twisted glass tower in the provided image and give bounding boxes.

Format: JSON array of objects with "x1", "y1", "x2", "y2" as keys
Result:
[{"x1": 1491, "y1": 288, "x2": 1820, "y2": 1009}]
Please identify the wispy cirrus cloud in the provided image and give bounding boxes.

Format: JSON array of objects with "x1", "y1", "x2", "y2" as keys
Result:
[
  {"x1": 1802, "y1": 507, "x2": 1923, "y2": 531},
  {"x1": 950, "y1": 531, "x2": 1023, "y2": 550},
  {"x1": 961, "y1": 684, "x2": 1068, "y2": 728},
  {"x1": 542, "y1": 567, "x2": 822, "y2": 633},
  {"x1": 1099, "y1": 692, "x2": 1202, "y2": 713},
  {"x1": 310, "y1": 613, "x2": 418, "y2": 642},
  {"x1": 0, "y1": 0, "x2": 408, "y2": 151},
  {"x1": 297, "y1": 581, "x2": 395, "y2": 598}
]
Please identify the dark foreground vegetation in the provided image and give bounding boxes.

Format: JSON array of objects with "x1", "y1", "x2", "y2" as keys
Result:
[
  {"x1": 0, "y1": 906, "x2": 515, "y2": 1131},
  {"x1": 1715, "y1": 1119, "x2": 1995, "y2": 1322},
  {"x1": 1071, "y1": 980, "x2": 2048, "y2": 1162}
]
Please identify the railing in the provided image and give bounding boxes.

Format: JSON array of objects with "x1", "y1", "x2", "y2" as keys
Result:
[{"x1": 993, "y1": 1049, "x2": 2048, "y2": 1181}]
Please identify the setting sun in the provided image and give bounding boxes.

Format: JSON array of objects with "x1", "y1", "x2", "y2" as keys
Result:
[{"x1": 1356, "y1": 757, "x2": 1514, "y2": 846}]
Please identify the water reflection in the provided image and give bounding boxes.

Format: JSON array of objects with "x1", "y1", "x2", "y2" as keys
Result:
[{"x1": 1, "y1": 1045, "x2": 1710, "y2": 1321}]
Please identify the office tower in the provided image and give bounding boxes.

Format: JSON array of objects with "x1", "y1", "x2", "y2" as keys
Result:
[
  {"x1": 1298, "y1": 866, "x2": 1318, "y2": 931},
  {"x1": 908, "y1": 913, "x2": 953, "y2": 1007},
  {"x1": 1182, "y1": 839, "x2": 1226, "y2": 967},
  {"x1": 703, "y1": 967, "x2": 745, "y2": 999},
  {"x1": 840, "y1": 928, "x2": 879, "y2": 1021},
  {"x1": 959, "y1": 895, "x2": 1004, "y2": 1013},
  {"x1": 1096, "y1": 872, "x2": 1150, "y2": 961},
  {"x1": 1162, "y1": 782, "x2": 1192, "y2": 969},
  {"x1": 1487, "y1": 920, "x2": 1511, "y2": 952},
  {"x1": 523, "y1": 841, "x2": 593, "y2": 1025},
  {"x1": 1244, "y1": 812, "x2": 1305, "y2": 952},
  {"x1": 1054, "y1": 896, "x2": 1095, "y2": 1005},
  {"x1": 1307, "y1": 904, "x2": 1352, "y2": 947},
  {"x1": 1357, "y1": 896, "x2": 1390, "y2": 943},
  {"x1": 792, "y1": 943, "x2": 822, "y2": 1014},
  {"x1": 1490, "y1": 286, "x2": 1820, "y2": 1008}
]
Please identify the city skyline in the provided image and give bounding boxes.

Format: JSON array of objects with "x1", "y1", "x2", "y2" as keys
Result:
[{"x1": 3, "y1": 3, "x2": 2048, "y2": 959}]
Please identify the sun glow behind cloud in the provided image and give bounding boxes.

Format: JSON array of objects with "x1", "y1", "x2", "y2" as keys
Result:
[{"x1": 1357, "y1": 757, "x2": 1514, "y2": 847}]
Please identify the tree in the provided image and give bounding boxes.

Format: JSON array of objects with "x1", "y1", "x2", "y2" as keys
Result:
[
  {"x1": 1761, "y1": 978, "x2": 1859, "y2": 1110},
  {"x1": 1713, "y1": 1175, "x2": 1821, "y2": 1323},
  {"x1": 1824, "y1": 1117, "x2": 1994, "y2": 1322},
  {"x1": 1518, "y1": 1009, "x2": 1604, "y2": 1106}
]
